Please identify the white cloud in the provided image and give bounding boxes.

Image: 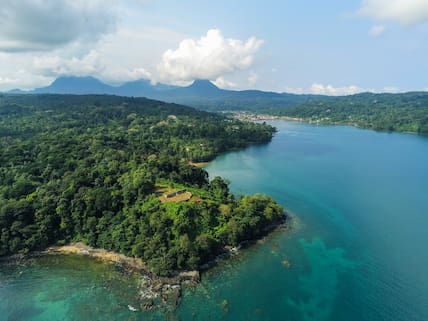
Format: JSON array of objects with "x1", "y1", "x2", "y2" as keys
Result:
[
  {"x1": 310, "y1": 83, "x2": 365, "y2": 96},
  {"x1": 359, "y1": 0, "x2": 428, "y2": 25},
  {"x1": 369, "y1": 25, "x2": 386, "y2": 37},
  {"x1": 33, "y1": 50, "x2": 104, "y2": 77},
  {"x1": 157, "y1": 29, "x2": 263, "y2": 83},
  {"x1": 382, "y1": 86, "x2": 399, "y2": 93},
  {"x1": 32, "y1": 50, "x2": 152, "y2": 84},
  {"x1": 0, "y1": 23, "x2": 187, "y2": 91},
  {"x1": 284, "y1": 86, "x2": 305, "y2": 94},
  {"x1": 103, "y1": 68, "x2": 152, "y2": 84},
  {"x1": 0, "y1": 0, "x2": 116, "y2": 52},
  {"x1": 248, "y1": 72, "x2": 258, "y2": 86},
  {"x1": 213, "y1": 76, "x2": 237, "y2": 89},
  {"x1": 0, "y1": 76, "x2": 18, "y2": 85}
]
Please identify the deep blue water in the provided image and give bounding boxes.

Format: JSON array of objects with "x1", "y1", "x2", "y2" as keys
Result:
[{"x1": 1, "y1": 120, "x2": 427, "y2": 321}]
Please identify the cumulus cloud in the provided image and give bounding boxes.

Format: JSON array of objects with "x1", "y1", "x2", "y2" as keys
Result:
[
  {"x1": 248, "y1": 71, "x2": 258, "y2": 86},
  {"x1": 32, "y1": 50, "x2": 151, "y2": 83},
  {"x1": 213, "y1": 76, "x2": 237, "y2": 89},
  {"x1": 369, "y1": 25, "x2": 386, "y2": 37},
  {"x1": 0, "y1": 76, "x2": 18, "y2": 86},
  {"x1": 382, "y1": 86, "x2": 399, "y2": 93},
  {"x1": 157, "y1": 29, "x2": 263, "y2": 83},
  {"x1": 284, "y1": 86, "x2": 305, "y2": 94},
  {"x1": 33, "y1": 50, "x2": 104, "y2": 77},
  {"x1": 0, "y1": 0, "x2": 116, "y2": 52},
  {"x1": 310, "y1": 83, "x2": 365, "y2": 96},
  {"x1": 358, "y1": 0, "x2": 428, "y2": 25},
  {"x1": 0, "y1": 23, "x2": 185, "y2": 91}
]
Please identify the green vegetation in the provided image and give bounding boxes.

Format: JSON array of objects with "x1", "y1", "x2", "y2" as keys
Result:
[
  {"x1": 264, "y1": 92, "x2": 428, "y2": 134},
  {"x1": 0, "y1": 94, "x2": 283, "y2": 275}
]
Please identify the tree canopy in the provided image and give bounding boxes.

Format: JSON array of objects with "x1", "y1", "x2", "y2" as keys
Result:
[
  {"x1": 263, "y1": 92, "x2": 428, "y2": 134},
  {"x1": 0, "y1": 94, "x2": 283, "y2": 275}
]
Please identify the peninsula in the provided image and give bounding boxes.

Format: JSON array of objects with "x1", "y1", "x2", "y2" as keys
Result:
[{"x1": 0, "y1": 94, "x2": 284, "y2": 278}]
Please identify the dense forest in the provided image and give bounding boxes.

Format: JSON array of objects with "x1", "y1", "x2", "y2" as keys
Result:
[
  {"x1": 263, "y1": 92, "x2": 428, "y2": 134},
  {"x1": 0, "y1": 94, "x2": 283, "y2": 275}
]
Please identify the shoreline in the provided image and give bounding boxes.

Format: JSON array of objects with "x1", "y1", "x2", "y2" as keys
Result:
[
  {"x1": 0, "y1": 242, "x2": 200, "y2": 311},
  {"x1": 231, "y1": 112, "x2": 306, "y2": 123},
  {"x1": 0, "y1": 215, "x2": 289, "y2": 311},
  {"x1": 231, "y1": 111, "x2": 426, "y2": 136},
  {"x1": 189, "y1": 161, "x2": 211, "y2": 168}
]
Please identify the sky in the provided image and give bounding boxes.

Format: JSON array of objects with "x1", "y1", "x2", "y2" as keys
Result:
[{"x1": 0, "y1": 0, "x2": 428, "y2": 94}]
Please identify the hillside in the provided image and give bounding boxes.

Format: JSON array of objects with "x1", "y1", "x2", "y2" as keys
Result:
[
  {"x1": 9, "y1": 77, "x2": 428, "y2": 134},
  {"x1": 0, "y1": 94, "x2": 283, "y2": 275},
  {"x1": 264, "y1": 92, "x2": 428, "y2": 134}
]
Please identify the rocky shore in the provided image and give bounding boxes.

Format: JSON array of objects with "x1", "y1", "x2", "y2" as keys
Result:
[
  {"x1": 0, "y1": 214, "x2": 289, "y2": 311},
  {"x1": 0, "y1": 242, "x2": 199, "y2": 311},
  {"x1": 46, "y1": 243, "x2": 201, "y2": 311}
]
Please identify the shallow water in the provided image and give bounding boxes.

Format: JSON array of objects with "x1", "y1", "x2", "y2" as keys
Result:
[
  {"x1": 0, "y1": 255, "x2": 149, "y2": 321},
  {"x1": 1, "y1": 120, "x2": 428, "y2": 321}
]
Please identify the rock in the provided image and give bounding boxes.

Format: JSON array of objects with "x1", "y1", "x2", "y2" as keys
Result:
[
  {"x1": 282, "y1": 260, "x2": 291, "y2": 268},
  {"x1": 221, "y1": 299, "x2": 229, "y2": 313},
  {"x1": 127, "y1": 304, "x2": 138, "y2": 312},
  {"x1": 162, "y1": 285, "x2": 181, "y2": 310},
  {"x1": 178, "y1": 270, "x2": 200, "y2": 283},
  {"x1": 141, "y1": 299, "x2": 154, "y2": 310}
]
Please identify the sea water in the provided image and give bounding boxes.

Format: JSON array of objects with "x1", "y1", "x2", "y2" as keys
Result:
[{"x1": 1, "y1": 120, "x2": 427, "y2": 321}]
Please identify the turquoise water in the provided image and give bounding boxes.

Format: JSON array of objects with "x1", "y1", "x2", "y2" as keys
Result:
[
  {"x1": 1, "y1": 120, "x2": 428, "y2": 320},
  {"x1": 0, "y1": 255, "x2": 152, "y2": 321}
]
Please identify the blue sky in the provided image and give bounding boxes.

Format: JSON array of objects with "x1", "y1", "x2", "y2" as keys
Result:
[{"x1": 0, "y1": 0, "x2": 428, "y2": 94}]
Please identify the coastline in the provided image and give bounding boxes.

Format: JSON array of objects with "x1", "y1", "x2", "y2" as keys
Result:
[
  {"x1": 45, "y1": 243, "x2": 203, "y2": 311},
  {"x1": 231, "y1": 112, "x2": 306, "y2": 123},
  {"x1": 189, "y1": 161, "x2": 211, "y2": 167},
  {"x1": 231, "y1": 111, "x2": 426, "y2": 135},
  {"x1": 0, "y1": 125, "x2": 285, "y2": 312},
  {"x1": 0, "y1": 214, "x2": 289, "y2": 310},
  {"x1": 0, "y1": 242, "x2": 200, "y2": 311}
]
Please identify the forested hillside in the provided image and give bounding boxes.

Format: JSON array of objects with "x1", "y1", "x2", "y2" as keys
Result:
[
  {"x1": 264, "y1": 92, "x2": 428, "y2": 134},
  {"x1": 0, "y1": 94, "x2": 283, "y2": 275}
]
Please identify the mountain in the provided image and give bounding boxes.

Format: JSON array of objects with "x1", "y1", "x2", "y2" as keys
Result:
[
  {"x1": 179, "y1": 79, "x2": 222, "y2": 97},
  {"x1": 8, "y1": 76, "x2": 321, "y2": 111},
  {"x1": 32, "y1": 76, "x2": 113, "y2": 95},
  {"x1": 5, "y1": 76, "x2": 428, "y2": 133},
  {"x1": 7, "y1": 89, "x2": 27, "y2": 94},
  {"x1": 116, "y1": 79, "x2": 178, "y2": 97}
]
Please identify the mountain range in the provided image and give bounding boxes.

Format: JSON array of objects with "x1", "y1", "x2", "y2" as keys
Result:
[{"x1": 6, "y1": 76, "x2": 322, "y2": 111}]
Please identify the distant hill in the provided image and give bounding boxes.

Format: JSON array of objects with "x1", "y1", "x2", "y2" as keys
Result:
[
  {"x1": 7, "y1": 77, "x2": 428, "y2": 133},
  {"x1": 115, "y1": 79, "x2": 178, "y2": 97},
  {"x1": 8, "y1": 76, "x2": 320, "y2": 111},
  {"x1": 268, "y1": 91, "x2": 428, "y2": 134},
  {"x1": 33, "y1": 76, "x2": 113, "y2": 95}
]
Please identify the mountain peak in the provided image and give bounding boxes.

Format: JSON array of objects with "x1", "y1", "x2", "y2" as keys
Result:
[
  {"x1": 35, "y1": 76, "x2": 111, "y2": 94},
  {"x1": 51, "y1": 76, "x2": 103, "y2": 85},
  {"x1": 188, "y1": 79, "x2": 220, "y2": 91}
]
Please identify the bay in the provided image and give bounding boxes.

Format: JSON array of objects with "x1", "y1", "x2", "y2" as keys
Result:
[{"x1": 1, "y1": 120, "x2": 428, "y2": 321}]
